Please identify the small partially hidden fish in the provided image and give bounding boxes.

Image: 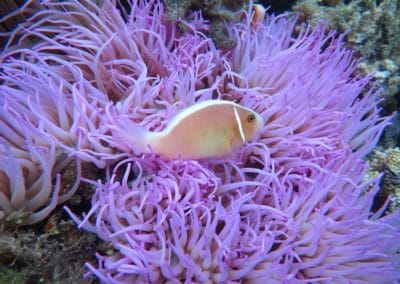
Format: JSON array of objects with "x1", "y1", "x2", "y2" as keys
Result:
[
  {"x1": 111, "y1": 100, "x2": 264, "y2": 159},
  {"x1": 241, "y1": 4, "x2": 266, "y2": 26},
  {"x1": 251, "y1": 4, "x2": 266, "y2": 25}
]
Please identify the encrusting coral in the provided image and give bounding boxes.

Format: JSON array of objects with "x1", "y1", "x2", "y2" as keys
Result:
[
  {"x1": 0, "y1": 0, "x2": 399, "y2": 282},
  {"x1": 368, "y1": 147, "x2": 400, "y2": 212}
]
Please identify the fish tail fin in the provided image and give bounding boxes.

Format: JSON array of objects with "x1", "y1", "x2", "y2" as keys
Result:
[{"x1": 108, "y1": 117, "x2": 155, "y2": 154}]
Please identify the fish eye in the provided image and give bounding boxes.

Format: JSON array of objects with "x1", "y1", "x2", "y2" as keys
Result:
[{"x1": 247, "y1": 113, "x2": 256, "y2": 123}]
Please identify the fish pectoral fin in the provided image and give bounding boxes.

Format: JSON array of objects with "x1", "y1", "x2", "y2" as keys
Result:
[{"x1": 229, "y1": 135, "x2": 242, "y2": 151}]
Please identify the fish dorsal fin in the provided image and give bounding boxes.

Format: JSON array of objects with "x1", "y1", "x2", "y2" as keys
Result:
[{"x1": 164, "y1": 100, "x2": 237, "y2": 133}]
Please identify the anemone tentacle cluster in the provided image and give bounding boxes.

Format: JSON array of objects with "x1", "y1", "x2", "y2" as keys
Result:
[
  {"x1": 0, "y1": 0, "x2": 399, "y2": 282},
  {"x1": 0, "y1": 50, "x2": 106, "y2": 223}
]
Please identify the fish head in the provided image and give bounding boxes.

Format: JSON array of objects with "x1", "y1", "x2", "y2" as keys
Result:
[{"x1": 234, "y1": 105, "x2": 264, "y2": 142}]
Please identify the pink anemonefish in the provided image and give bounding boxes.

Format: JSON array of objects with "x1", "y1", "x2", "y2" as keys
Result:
[
  {"x1": 111, "y1": 100, "x2": 264, "y2": 159},
  {"x1": 251, "y1": 4, "x2": 266, "y2": 25},
  {"x1": 241, "y1": 4, "x2": 266, "y2": 27}
]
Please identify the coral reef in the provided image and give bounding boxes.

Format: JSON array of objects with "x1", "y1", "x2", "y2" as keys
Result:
[
  {"x1": 0, "y1": 0, "x2": 399, "y2": 283},
  {"x1": 163, "y1": 0, "x2": 249, "y2": 47},
  {"x1": 0, "y1": 214, "x2": 98, "y2": 283},
  {"x1": 293, "y1": 0, "x2": 400, "y2": 111},
  {"x1": 368, "y1": 147, "x2": 400, "y2": 212}
]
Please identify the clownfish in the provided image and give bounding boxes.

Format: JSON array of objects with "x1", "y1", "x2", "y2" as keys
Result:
[
  {"x1": 241, "y1": 4, "x2": 266, "y2": 27},
  {"x1": 251, "y1": 4, "x2": 266, "y2": 25},
  {"x1": 110, "y1": 100, "x2": 264, "y2": 159}
]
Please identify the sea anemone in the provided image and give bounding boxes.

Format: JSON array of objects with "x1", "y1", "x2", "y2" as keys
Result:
[
  {"x1": 0, "y1": 50, "x2": 107, "y2": 223},
  {"x1": 67, "y1": 152, "x2": 400, "y2": 283},
  {"x1": 59, "y1": 1, "x2": 398, "y2": 283},
  {"x1": 1, "y1": 0, "x2": 399, "y2": 282},
  {"x1": 0, "y1": 0, "x2": 220, "y2": 223},
  {"x1": 8, "y1": 0, "x2": 225, "y2": 103}
]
